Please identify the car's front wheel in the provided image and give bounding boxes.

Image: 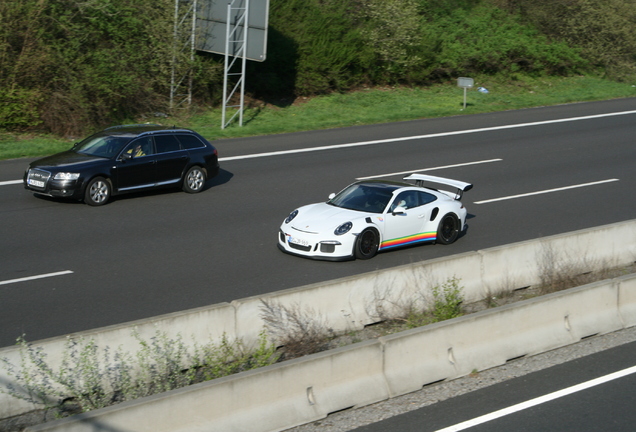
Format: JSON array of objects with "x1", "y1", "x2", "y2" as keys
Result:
[
  {"x1": 84, "y1": 177, "x2": 111, "y2": 206},
  {"x1": 354, "y1": 229, "x2": 379, "y2": 260},
  {"x1": 436, "y1": 213, "x2": 460, "y2": 244},
  {"x1": 183, "y1": 166, "x2": 206, "y2": 193}
]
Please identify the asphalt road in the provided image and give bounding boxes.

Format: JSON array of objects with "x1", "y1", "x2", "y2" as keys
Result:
[
  {"x1": 350, "y1": 339, "x2": 636, "y2": 432},
  {"x1": 1, "y1": 97, "x2": 635, "y2": 348}
]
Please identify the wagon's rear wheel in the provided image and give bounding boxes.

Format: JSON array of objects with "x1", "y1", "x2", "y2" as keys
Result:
[{"x1": 183, "y1": 166, "x2": 206, "y2": 193}]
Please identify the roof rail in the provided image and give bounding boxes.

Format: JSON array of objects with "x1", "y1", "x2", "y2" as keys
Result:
[{"x1": 104, "y1": 124, "x2": 162, "y2": 131}]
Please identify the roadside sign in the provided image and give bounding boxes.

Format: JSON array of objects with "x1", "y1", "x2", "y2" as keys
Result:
[
  {"x1": 457, "y1": 77, "x2": 474, "y2": 88},
  {"x1": 197, "y1": 0, "x2": 269, "y2": 62},
  {"x1": 457, "y1": 77, "x2": 474, "y2": 109}
]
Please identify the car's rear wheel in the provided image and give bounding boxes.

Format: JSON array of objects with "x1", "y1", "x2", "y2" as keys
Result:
[
  {"x1": 183, "y1": 166, "x2": 206, "y2": 193},
  {"x1": 436, "y1": 213, "x2": 460, "y2": 244},
  {"x1": 84, "y1": 177, "x2": 111, "y2": 206},
  {"x1": 355, "y1": 229, "x2": 379, "y2": 260}
]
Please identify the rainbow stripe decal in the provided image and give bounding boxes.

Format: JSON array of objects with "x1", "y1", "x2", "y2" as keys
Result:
[{"x1": 380, "y1": 232, "x2": 437, "y2": 250}]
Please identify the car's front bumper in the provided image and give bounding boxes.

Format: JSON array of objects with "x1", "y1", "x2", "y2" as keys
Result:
[
  {"x1": 24, "y1": 169, "x2": 84, "y2": 199},
  {"x1": 277, "y1": 228, "x2": 355, "y2": 261}
]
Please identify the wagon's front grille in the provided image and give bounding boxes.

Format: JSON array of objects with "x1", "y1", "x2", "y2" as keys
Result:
[{"x1": 26, "y1": 169, "x2": 51, "y2": 190}]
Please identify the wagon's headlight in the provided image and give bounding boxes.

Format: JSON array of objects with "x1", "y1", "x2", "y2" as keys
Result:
[
  {"x1": 285, "y1": 210, "x2": 299, "y2": 224},
  {"x1": 54, "y1": 172, "x2": 80, "y2": 180},
  {"x1": 334, "y1": 222, "x2": 352, "y2": 236}
]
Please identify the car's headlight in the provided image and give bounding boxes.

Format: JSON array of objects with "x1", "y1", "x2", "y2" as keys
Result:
[
  {"x1": 285, "y1": 210, "x2": 299, "y2": 224},
  {"x1": 334, "y1": 222, "x2": 352, "y2": 236},
  {"x1": 54, "y1": 172, "x2": 80, "y2": 181}
]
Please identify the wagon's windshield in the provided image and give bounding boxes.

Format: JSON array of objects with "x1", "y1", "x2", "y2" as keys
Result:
[
  {"x1": 74, "y1": 135, "x2": 132, "y2": 158},
  {"x1": 327, "y1": 183, "x2": 397, "y2": 214}
]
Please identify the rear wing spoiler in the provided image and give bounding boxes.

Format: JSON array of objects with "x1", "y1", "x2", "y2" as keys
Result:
[{"x1": 404, "y1": 174, "x2": 473, "y2": 200}]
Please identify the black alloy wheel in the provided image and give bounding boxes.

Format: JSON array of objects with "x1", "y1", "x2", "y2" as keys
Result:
[
  {"x1": 436, "y1": 213, "x2": 460, "y2": 245},
  {"x1": 355, "y1": 229, "x2": 379, "y2": 260}
]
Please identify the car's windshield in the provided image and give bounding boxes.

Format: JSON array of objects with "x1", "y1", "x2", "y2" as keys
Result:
[
  {"x1": 74, "y1": 135, "x2": 132, "y2": 158},
  {"x1": 327, "y1": 183, "x2": 397, "y2": 214}
]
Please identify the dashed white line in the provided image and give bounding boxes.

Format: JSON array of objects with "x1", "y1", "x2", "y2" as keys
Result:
[
  {"x1": 356, "y1": 159, "x2": 502, "y2": 180},
  {"x1": 435, "y1": 365, "x2": 636, "y2": 432},
  {"x1": 474, "y1": 179, "x2": 619, "y2": 204},
  {"x1": 0, "y1": 270, "x2": 74, "y2": 286},
  {"x1": 0, "y1": 180, "x2": 22, "y2": 186}
]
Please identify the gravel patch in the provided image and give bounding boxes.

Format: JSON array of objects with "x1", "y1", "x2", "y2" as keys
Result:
[{"x1": 285, "y1": 325, "x2": 636, "y2": 432}]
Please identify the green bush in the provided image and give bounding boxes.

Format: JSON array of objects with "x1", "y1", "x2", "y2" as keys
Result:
[
  {"x1": 498, "y1": 0, "x2": 636, "y2": 81},
  {"x1": 0, "y1": 88, "x2": 43, "y2": 130},
  {"x1": 422, "y1": 4, "x2": 585, "y2": 78},
  {"x1": 1, "y1": 0, "x2": 633, "y2": 135},
  {"x1": 0, "y1": 0, "x2": 175, "y2": 136},
  {"x1": 431, "y1": 277, "x2": 464, "y2": 322}
]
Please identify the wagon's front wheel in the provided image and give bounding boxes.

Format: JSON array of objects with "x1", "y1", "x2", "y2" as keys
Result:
[{"x1": 84, "y1": 177, "x2": 111, "y2": 206}]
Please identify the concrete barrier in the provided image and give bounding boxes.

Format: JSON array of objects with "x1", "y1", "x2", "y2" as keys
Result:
[
  {"x1": 2, "y1": 219, "x2": 635, "y2": 423},
  {"x1": 26, "y1": 340, "x2": 387, "y2": 432},
  {"x1": 381, "y1": 279, "x2": 623, "y2": 397},
  {"x1": 24, "y1": 275, "x2": 636, "y2": 432},
  {"x1": 618, "y1": 274, "x2": 636, "y2": 328}
]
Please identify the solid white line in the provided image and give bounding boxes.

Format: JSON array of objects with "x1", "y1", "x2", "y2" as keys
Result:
[
  {"x1": 0, "y1": 270, "x2": 74, "y2": 286},
  {"x1": 219, "y1": 110, "x2": 636, "y2": 162},
  {"x1": 435, "y1": 365, "x2": 636, "y2": 432},
  {"x1": 474, "y1": 179, "x2": 619, "y2": 204},
  {"x1": 0, "y1": 180, "x2": 22, "y2": 186},
  {"x1": 356, "y1": 159, "x2": 502, "y2": 180}
]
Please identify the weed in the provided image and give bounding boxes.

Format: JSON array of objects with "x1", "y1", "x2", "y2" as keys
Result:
[
  {"x1": 0, "y1": 330, "x2": 278, "y2": 418},
  {"x1": 537, "y1": 245, "x2": 616, "y2": 295},
  {"x1": 431, "y1": 277, "x2": 464, "y2": 322},
  {"x1": 260, "y1": 300, "x2": 335, "y2": 360}
]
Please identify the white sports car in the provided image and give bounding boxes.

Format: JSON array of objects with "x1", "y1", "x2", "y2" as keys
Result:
[{"x1": 278, "y1": 174, "x2": 473, "y2": 261}]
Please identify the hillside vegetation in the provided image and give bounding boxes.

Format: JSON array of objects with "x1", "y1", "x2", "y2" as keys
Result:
[{"x1": 1, "y1": 0, "x2": 635, "y2": 136}]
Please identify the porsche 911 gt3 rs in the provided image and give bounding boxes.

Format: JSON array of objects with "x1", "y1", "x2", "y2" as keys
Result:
[{"x1": 278, "y1": 174, "x2": 473, "y2": 261}]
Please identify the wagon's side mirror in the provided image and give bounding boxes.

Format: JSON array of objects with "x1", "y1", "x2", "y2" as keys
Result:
[{"x1": 120, "y1": 152, "x2": 132, "y2": 162}]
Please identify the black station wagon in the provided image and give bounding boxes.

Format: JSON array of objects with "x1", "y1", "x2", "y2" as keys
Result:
[{"x1": 24, "y1": 124, "x2": 220, "y2": 206}]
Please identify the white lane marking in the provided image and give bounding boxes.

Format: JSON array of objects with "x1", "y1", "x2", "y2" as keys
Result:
[
  {"x1": 0, "y1": 180, "x2": 22, "y2": 186},
  {"x1": 0, "y1": 270, "x2": 74, "y2": 286},
  {"x1": 356, "y1": 159, "x2": 502, "y2": 180},
  {"x1": 474, "y1": 179, "x2": 619, "y2": 204},
  {"x1": 219, "y1": 110, "x2": 636, "y2": 162},
  {"x1": 435, "y1": 365, "x2": 636, "y2": 432}
]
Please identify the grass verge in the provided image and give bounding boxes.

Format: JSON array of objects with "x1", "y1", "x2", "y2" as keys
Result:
[{"x1": 1, "y1": 75, "x2": 634, "y2": 160}]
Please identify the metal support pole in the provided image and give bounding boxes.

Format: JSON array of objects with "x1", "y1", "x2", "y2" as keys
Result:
[
  {"x1": 239, "y1": 0, "x2": 249, "y2": 127},
  {"x1": 221, "y1": 3, "x2": 231, "y2": 128},
  {"x1": 221, "y1": 0, "x2": 249, "y2": 129}
]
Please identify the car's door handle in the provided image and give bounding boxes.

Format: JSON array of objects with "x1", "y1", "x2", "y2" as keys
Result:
[{"x1": 418, "y1": 214, "x2": 426, "y2": 218}]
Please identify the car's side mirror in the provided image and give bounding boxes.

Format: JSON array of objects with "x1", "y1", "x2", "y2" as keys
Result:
[
  {"x1": 392, "y1": 206, "x2": 406, "y2": 215},
  {"x1": 119, "y1": 152, "x2": 132, "y2": 162},
  {"x1": 328, "y1": 193, "x2": 336, "y2": 200}
]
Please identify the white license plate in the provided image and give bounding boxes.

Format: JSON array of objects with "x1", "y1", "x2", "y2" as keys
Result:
[
  {"x1": 28, "y1": 179, "x2": 45, "y2": 187},
  {"x1": 288, "y1": 236, "x2": 310, "y2": 247}
]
